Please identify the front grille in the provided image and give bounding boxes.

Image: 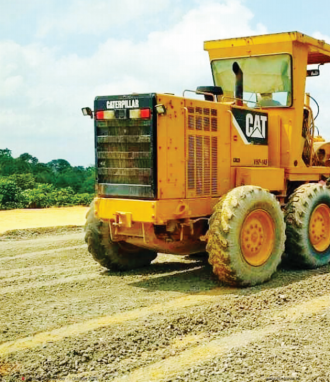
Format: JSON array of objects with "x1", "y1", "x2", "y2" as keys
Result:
[{"x1": 94, "y1": 95, "x2": 156, "y2": 198}]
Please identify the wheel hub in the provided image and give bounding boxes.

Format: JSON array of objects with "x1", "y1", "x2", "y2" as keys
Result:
[
  {"x1": 309, "y1": 204, "x2": 330, "y2": 252},
  {"x1": 241, "y1": 209, "x2": 275, "y2": 266}
]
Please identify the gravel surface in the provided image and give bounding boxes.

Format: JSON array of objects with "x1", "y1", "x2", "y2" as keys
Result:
[{"x1": 1, "y1": 229, "x2": 330, "y2": 381}]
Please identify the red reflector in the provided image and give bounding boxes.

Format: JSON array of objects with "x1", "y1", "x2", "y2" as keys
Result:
[
  {"x1": 96, "y1": 111, "x2": 104, "y2": 119},
  {"x1": 140, "y1": 108, "x2": 151, "y2": 119}
]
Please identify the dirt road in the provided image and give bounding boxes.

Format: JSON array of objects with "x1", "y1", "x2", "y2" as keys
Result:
[{"x1": 1, "y1": 228, "x2": 330, "y2": 381}]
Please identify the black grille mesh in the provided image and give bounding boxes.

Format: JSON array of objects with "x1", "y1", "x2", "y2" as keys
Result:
[
  {"x1": 187, "y1": 106, "x2": 218, "y2": 196},
  {"x1": 96, "y1": 118, "x2": 153, "y2": 195}
]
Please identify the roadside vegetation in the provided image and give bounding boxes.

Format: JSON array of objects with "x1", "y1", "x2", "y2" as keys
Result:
[{"x1": 0, "y1": 148, "x2": 95, "y2": 210}]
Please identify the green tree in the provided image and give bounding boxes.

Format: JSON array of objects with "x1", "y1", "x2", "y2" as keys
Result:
[
  {"x1": 0, "y1": 149, "x2": 15, "y2": 176},
  {"x1": 79, "y1": 166, "x2": 96, "y2": 193},
  {"x1": 8, "y1": 173, "x2": 35, "y2": 190},
  {"x1": 0, "y1": 148, "x2": 12, "y2": 158},
  {"x1": 0, "y1": 148, "x2": 95, "y2": 210},
  {"x1": 0, "y1": 178, "x2": 22, "y2": 209},
  {"x1": 19, "y1": 153, "x2": 38, "y2": 165},
  {"x1": 47, "y1": 159, "x2": 71, "y2": 173}
]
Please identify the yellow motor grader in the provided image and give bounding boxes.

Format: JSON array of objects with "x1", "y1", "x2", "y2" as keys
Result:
[{"x1": 82, "y1": 31, "x2": 330, "y2": 286}]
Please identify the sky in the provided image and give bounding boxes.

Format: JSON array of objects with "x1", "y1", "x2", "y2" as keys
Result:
[{"x1": 1, "y1": 0, "x2": 330, "y2": 167}]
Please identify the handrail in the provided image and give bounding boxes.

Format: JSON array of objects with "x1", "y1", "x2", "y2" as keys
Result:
[{"x1": 183, "y1": 89, "x2": 216, "y2": 101}]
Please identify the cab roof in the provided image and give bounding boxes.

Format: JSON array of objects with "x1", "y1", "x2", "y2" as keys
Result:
[{"x1": 204, "y1": 31, "x2": 330, "y2": 65}]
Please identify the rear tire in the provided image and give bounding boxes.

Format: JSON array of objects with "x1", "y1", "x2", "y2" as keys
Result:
[
  {"x1": 85, "y1": 202, "x2": 157, "y2": 271},
  {"x1": 206, "y1": 186, "x2": 285, "y2": 286},
  {"x1": 284, "y1": 183, "x2": 330, "y2": 268}
]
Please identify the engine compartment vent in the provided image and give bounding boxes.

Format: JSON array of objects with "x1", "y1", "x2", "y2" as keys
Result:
[{"x1": 187, "y1": 105, "x2": 218, "y2": 197}]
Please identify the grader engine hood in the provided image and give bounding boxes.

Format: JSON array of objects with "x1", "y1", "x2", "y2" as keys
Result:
[{"x1": 94, "y1": 94, "x2": 157, "y2": 199}]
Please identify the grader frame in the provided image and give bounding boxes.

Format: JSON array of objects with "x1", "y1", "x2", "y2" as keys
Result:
[{"x1": 84, "y1": 32, "x2": 330, "y2": 286}]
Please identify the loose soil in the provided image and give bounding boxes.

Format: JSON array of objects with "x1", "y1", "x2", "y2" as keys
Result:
[{"x1": 1, "y1": 215, "x2": 330, "y2": 381}]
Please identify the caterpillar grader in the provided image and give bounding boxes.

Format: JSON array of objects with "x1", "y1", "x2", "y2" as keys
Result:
[{"x1": 82, "y1": 31, "x2": 330, "y2": 286}]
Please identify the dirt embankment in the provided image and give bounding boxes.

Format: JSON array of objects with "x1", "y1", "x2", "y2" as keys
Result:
[
  {"x1": 1, "y1": 225, "x2": 330, "y2": 381},
  {"x1": 0, "y1": 206, "x2": 88, "y2": 234}
]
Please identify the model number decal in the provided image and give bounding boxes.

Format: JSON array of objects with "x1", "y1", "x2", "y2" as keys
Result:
[{"x1": 254, "y1": 159, "x2": 268, "y2": 165}]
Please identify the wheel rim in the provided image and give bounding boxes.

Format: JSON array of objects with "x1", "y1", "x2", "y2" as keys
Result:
[
  {"x1": 240, "y1": 209, "x2": 275, "y2": 266},
  {"x1": 309, "y1": 203, "x2": 330, "y2": 252}
]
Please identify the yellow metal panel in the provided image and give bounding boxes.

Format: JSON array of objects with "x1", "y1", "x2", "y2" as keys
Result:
[
  {"x1": 285, "y1": 161, "x2": 330, "y2": 181},
  {"x1": 287, "y1": 174, "x2": 319, "y2": 182},
  {"x1": 204, "y1": 32, "x2": 301, "y2": 51},
  {"x1": 286, "y1": 166, "x2": 330, "y2": 175},
  {"x1": 218, "y1": 107, "x2": 231, "y2": 195},
  {"x1": 95, "y1": 198, "x2": 156, "y2": 223},
  {"x1": 267, "y1": 115, "x2": 281, "y2": 167},
  {"x1": 95, "y1": 197, "x2": 220, "y2": 225},
  {"x1": 156, "y1": 94, "x2": 186, "y2": 199},
  {"x1": 206, "y1": 41, "x2": 294, "y2": 65},
  {"x1": 236, "y1": 167, "x2": 285, "y2": 191},
  {"x1": 204, "y1": 32, "x2": 330, "y2": 63},
  {"x1": 156, "y1": 197, "x2": 219, "y2": 223},
  {"x1": 290, "y1": 41, "x2": 309, "y2": 167}
]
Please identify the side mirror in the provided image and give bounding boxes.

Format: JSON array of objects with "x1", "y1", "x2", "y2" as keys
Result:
[
  {"x1": 82, "y1": 107, "x2": 93, "y2": 118},
  {"x1": 307, "y1": 69, "x2": 320, "y2": 77}
]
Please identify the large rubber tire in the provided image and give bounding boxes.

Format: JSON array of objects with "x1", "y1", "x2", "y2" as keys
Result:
[
  {"x1": 284, "y1": 183, "x2": 330, "y2": 268},
  {"x1": 206, "y1": 186, "x2": 286, "y2": 287},
  {"x1": 84, "y1": 202, "x2": 157, "y2": 271}
]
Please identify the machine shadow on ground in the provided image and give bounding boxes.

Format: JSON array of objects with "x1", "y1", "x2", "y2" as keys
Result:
[{"x1": 100, "y1": 253, "x2": 330, "y2": 296}]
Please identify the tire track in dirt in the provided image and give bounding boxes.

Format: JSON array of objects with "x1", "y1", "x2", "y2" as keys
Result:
[
  {"x1": 3, "y1": 229, "x2": 330, "y2": 381},
  {"x1": 0, "y1": 260, "x2": 97, "y2": 280},
  {"x1": 0, "y1": 264, "x2": 97, "y2": 284},
  {"x1": 0, "y1": 233, "x2": 84, "y2": 257},
  {"x1": 2, "y1": 286, "x2": 330, "y2": 365},
  {"x1": 111, "y1": 327, "x2": 280, "y2": 382},
  {"x1": 71, "y1": 294, "x2": 330, "y2": 382},
  {"x1": 0, "y1": 273, "x2": 100, "y2": 296},
  {"x1": 0, "y1": 245, "x2": 86, "y2": 262},
  {"x1": 0, "y1": 288, "x2": 233, "y2": 357}
]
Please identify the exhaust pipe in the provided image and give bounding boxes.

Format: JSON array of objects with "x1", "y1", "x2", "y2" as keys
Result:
[{"x1": 232, "y1": 62, "x2": 243, "y2": 106}]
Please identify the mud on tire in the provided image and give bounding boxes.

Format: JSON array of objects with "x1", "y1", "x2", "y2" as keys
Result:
[
  {"x1": 84, "y1": 202, "x2": 157, "y2": 271},
  {"x1": 284, "y1": 183, "x2": 330, "y2": 268},
  {"x1": 206, "y1": 186, "x2": 286, "y2": 287}
]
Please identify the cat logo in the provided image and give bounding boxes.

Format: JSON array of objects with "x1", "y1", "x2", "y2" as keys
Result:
[
  {"x1": 231, "y1": 108, "x2": 268, "y2": 145},
  {"x1": 246, "y1": 113, "x2": 267, "y2": 138}
]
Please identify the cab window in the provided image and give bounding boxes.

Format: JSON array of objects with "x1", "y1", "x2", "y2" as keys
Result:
[{"x1": 211, "y1": 54, "x2": 292, "y2": 107}]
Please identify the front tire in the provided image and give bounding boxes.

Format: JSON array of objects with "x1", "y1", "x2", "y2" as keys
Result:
[
  {"x1": 284, "y1": 183, "x2": 330, "y2": 268},
  {"x1": 85, "y1": 202, "x2": 157, "y2": 271},
  {"x1": 206, "y1": 186, "x2": 286, "y2": 286}
]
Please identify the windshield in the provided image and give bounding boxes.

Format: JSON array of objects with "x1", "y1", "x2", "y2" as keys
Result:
[{"x1": 211, "y1": 54, "x2": 292, "y2": 107}]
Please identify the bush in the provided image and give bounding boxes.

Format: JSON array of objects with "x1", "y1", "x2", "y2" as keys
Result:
[
  {"x1": 21, "y1": 184, "x2": 55, "y2": 208},
  {"x1": 52, "y1": 187, "x2": 75, "y2": 206},
  {"x1": 0, "y1": 178, "x2": 23, "y2": 209},
  {"x1": 20, "y1": 184, "x2": 94, "y2": 208},
  {"x1": 71, "y1": 193, "x2": 94, "y2": 206}
]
